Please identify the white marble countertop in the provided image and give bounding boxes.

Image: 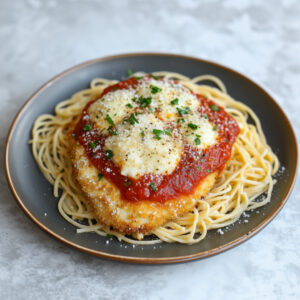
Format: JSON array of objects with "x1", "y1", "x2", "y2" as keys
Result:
[{"x1": 0, "y1": 0, "x2": 299, "y2": 299}]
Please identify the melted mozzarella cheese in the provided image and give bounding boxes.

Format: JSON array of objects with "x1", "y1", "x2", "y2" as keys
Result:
[
  {"x1": 135, "y1": 79, "x2": 199, "y2": 121},
  {"x1": 87, "y1": 78, "x2": 219, "y2": 179},
  {"x1": 88, "y1": 89, "x2": 137, "y2": 132},
  {"x1": 104, "y1": 114, "x2": 182, "y2": 179},
  {"x1": 181, "y1": 113, "x2": 218, "y2": 149}
]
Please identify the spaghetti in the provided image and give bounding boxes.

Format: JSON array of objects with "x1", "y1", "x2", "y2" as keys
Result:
[{"x1": 31, "y1": 72, "x2": 279, "y2": 244}]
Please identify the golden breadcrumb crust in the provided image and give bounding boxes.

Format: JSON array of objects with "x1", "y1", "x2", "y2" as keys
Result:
[{"x1": 72, "y1": 144, "x2": 217, "y2": 235}]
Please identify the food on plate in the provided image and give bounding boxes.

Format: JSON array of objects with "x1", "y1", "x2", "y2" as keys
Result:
[{"x1": 31, "y1": 71, "x2": 279, "y2": 244}]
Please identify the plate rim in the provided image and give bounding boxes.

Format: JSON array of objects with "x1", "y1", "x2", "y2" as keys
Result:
[{"x1": 4, "y1": 52, "x2": 298, "y2": 264}]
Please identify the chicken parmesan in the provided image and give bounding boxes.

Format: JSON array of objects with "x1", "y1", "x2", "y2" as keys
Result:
[
  {"x1": 32, "y1": 71, "x2": 278, "y2": 244},
  {"x1": 71, "y1": 76, "x2": 239, "y2": 234}
]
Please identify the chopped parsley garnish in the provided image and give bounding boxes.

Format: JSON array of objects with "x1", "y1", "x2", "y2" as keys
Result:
[
  {"x1": 135, "y1": 76, "x2": 143, "y2": 80},
  {"x1": 128, "y1": 113, "x2": 139, "y2": 125},
  {"x1": 176, "y1": 106, "x2": 190, "y2": 116},
  {"x1": 152, "y1": 128, "x2": 171, "y2": 139},
  {"x1": 164, "y1": 128, "x2": 172, "y2": 136},
  {"x1": 127, "y1": 68, "x2": 133, "y2": 76},
  {"x1": 108, "y1": 126, "x2": 118, "y2": 135},
  {"x1": 150, "y1": 85, "x2": 162, "y2": 94},
  {"x1": 213, "y1": 125, "x2": 218, "y2": 131},
  {"x1": 177, "y1": 118, "x2": 185, "y2": 123},
  {"x1": 150, "y1": 183, "x2": 157, "y2": 192},
  {"x1": 201, "y1": 159, "x2": 205, "y2": 163},
  {"x1": 89, "y1": 141, "x2": 96, "y2": 148},
  {"x1": 194, "y1": 137, "x2": 201, "y2": 145},
  {"x1": 170, "y1": 98, "x2": 179, "y2": 105},
  {"x1": 206, "y1": 169, "x2": 210, "y2": 173},
  {"x1": 139, "y1": 96, "x2": 152, "y2": 107},
  {"x1": 113, "y1": 86, "x2": 118, "y2": 91},
  {"x1": 210, "y1": 105, "x2": 219, "y2": 112},
  {"x1": 97, "y1": 173, "x2": 104, "y2": 181},
  {"x1": 148, "y1": 107, "x2": 153, "y2": 113},
  {"x1": 203, "y1": 114, "x2": 208, "y2": 119},
  {"x1": 105, "y1": 114, "x2": 114, "y2": 126},
  {"x1": 188, "y1": 123, "x2": 198, "y2": 130},
  {"x1": 141, "y1": 131, "x2": 145, "y2": 137},
  {"x1": 126, "y1": 103, "x2": 133, "y2": 108},
  {"x1": 106, "y1": 234, "x2": 113, "y2": 238},
  {"x1": 132, "y1": 97, "x2": 137, "y2": 102},
  {"x1": 124, "y1": 181, "x2": 131, "y2": 187},
  {"x1": 153, "y1": 129, "x2": 163, "y2": 140},
  {"x1": 105, "y1": 150, "x2": 114, "y2": 159},
  {"x1": 149, "y1": 73, "x2": 159, "y2": 80},
  {"x1": 83, "y1": 124, "x2": 92, "y2": 131},
  {"x1": 196, "y1": 167, "x2": 200, "y2": 171}
]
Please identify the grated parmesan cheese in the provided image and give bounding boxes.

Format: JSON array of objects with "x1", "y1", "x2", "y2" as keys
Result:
[{"x1": 105, "y1": 114, "x2": 182, "y2": 178}]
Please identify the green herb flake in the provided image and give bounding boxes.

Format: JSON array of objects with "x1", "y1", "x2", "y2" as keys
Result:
[
  {"x1": 206, "y1": 169, "x2": 210, "y2": 173},
  {"x1": 83, "y1": 124, "x2": 92, "y2": 131},
  {"x1": 188, "y1": 123, "x2": 198, "y2": 130},
  {"x1": 177, "y1": 118, "x2": 185, "y2": 123},
  {"x1": 196, "y1": 167, "x2": 200, "y2": 171},
  {"x1": 60, "y1": 168, "x2": 64, "y2": 173},
  {"x1": 139, "y1": 96, "x2": 152, "y2": 108},
  {"x1": 105, "y1": 114, "x2": 114, "y2": 126},
  {"x1": 126, "y1": 103, "x2": 133, "y2": 108},
  {"x1": 164, "y1": 128, "x2": 172, "y2": 136},
  {"x1": 97, "y1": 173, "x2": 104, "y2": 181},
  {"x1": 203, "y1": 114, "x2": 208, "y2": 119},
  {"x1": 170, "y1": 98, "x2": 179, "y2": 106},
  {"x1": 150, "y1": 183, "x2": 157, "y2": 192},
  {"x1": 176, "y1": 106, "x2": 190, "y2": 116},
  {"x1": 213, "y1": 125, "x2": 218, "y2": 131},
  {"x1": 141, "y1": 131, "x2": 145, "y2": 137},
  {"x1": 105, "y1": 150, "x2": 114, "y2": 159},
  {"x1": 194, "y1": 137, "x2": 201, "y2": 145},
  {"x1": 149, "y1": 73, "x2": 159, "y2": 80},
  {"x1": 210, "y1": 105, "x2": 219, "y2": 112},
  {"x1": 132, "y1": 97, "x2": 137, "y2": 102},
  {"x1": 124, "y1": 181, "x2": 132, "y2": 187},
  {"x1": 135, "y1": 76, "x2": 143, "y2": 80},
  {"x1": 152, "y1": 129, "x2": 164, "y2": 140},
  {"x1": 106, "y1": 234, "x2": 113, "y2": 238},
  {"x1": 127, "y1": 69, "x2": 133, "y2": 76},
  {"x1": 108, "y1": 126, "x2": 118, "y2": 135},
  {"x1": 89, "y1": 141, "x2": 96, "y2": 148},
  {"x1": 113, "y1": 86, "x2": 118, "y2": 91},
  {"x1": 128, "y1": 113, "x2": 139, "y2": 125},
  {"x1": 150, "y1": 85, "x2": 162, "y2": 94}
]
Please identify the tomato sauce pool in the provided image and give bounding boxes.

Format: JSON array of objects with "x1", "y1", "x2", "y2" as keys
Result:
[{"x1": 73, "y1": 77, "x2": 240, "y2": 203}]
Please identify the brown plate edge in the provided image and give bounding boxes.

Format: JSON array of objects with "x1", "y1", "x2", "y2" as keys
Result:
[{"x1": 4, "y1": 52, "x2": 299, "y2": 264}]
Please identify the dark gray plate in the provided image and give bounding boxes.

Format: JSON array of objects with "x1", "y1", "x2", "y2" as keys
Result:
[{"x1": 5, "y1": 53, "x2": 298, "y2": 264}]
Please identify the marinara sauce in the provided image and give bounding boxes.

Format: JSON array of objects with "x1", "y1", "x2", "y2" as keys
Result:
[{"x1": 73, "y1": 76, "x2": 240, "y2": 203}]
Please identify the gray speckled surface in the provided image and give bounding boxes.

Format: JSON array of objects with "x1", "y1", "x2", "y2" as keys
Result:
[{"x1": 1, "y1": 0, "x2": 299, "y2": 299}]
